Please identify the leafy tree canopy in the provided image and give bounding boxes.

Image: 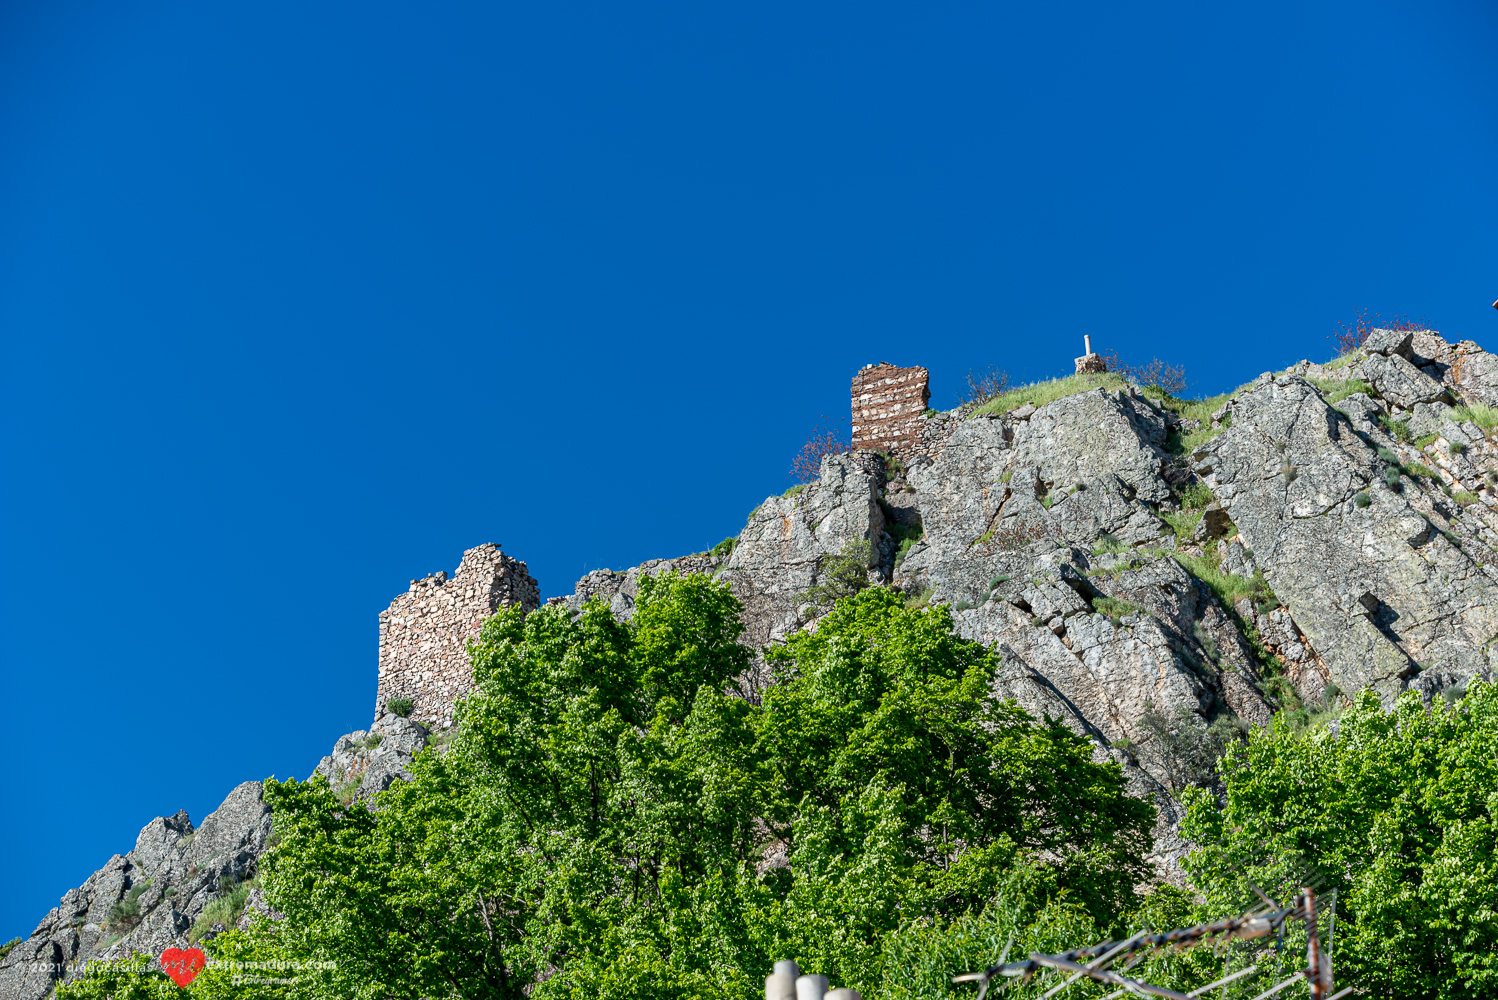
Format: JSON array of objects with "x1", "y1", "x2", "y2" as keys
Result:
[
  {"x1": 1182, "y1": 685, "x2": 1498, "y2": 1000},
  {"x1": 61, "y1": 577, "x2": 1153, "y2": 1000}
]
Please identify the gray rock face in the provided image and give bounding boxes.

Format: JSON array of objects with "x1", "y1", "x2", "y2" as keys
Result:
[
  {"x1": 719, "y1": 452, "x2": 886, "y2": 653},
  {"x1": 0, "y1": 781, "x2": 272, "y2": 1000},
  {"x1": 1362, "y1": 352, "x2": 1450, "y2": 409},
  {"x1": 20, "y1": 327, "x2": 1498, "y2": 971},
  {"x1": 313, "y1": 714, "x2": 431, "y2": 801},
  {"x1": 1, "y1": 719, "x2": 425, "y2": 1000},
  {"x1": 1194, "y1": 374, "x2": 1498, "y2": 699},
  {"x1": 1363, "y1": 327, "x2": 1414, "y2": 358},
  {"x1": 898, "y1": 389, "x2": 1174, "y2": 607}
]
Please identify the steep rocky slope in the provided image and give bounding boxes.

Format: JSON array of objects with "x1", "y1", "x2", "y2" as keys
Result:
[{"x1": 8, "y1": 327, "x2": 1498, "y2": 1000}]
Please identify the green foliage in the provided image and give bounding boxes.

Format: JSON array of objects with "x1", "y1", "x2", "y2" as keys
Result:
[
  {"x1": 1308, "y1": 376, "x2": 1373, "y2": 404},
  {"x1": 1405, "y1": 460, "x2": 1439, "y2": 480},
  {"x1": 1090, "y1": 533, "x2": 1130, "y2": 556},
  {"x1": 1384, "y1": 465, "x2": 1402, "y2": 489},
  {"x1": 710, "y1": 537, "x2": 737, "y2": 559},
  {"x1": 1160, "y1": 509, "x2": 1202, "y2": 541},
  {"x1": 1183, "y1": 685, "x2": 1498, "y2": 998},
  {"x1": 782, "y1": 483, "x2": 808, "y2": 498},
  {"x1": 0, "y1": 937, "x2": 20, "y2": 961},
  {"x1": 362, "y1": 732, "x2": 383, "y2": 750},
  {"x1": 56, "y1": 954, "x2": 182, "y2": 1000},
  {"x1": 1353, "y1": 491, "x2": 1372, "y2": 508},
  {"x1": 970, "y1": 372, "x2": 1128, "y2": 417},
  {"x1": 1173, "y1": 554, "x2": 1276, "y2": 612},
  {"x1": 890, "y1": 521, "x2": 924, "y2": 568},
  {"x1": 91, "y1": 577, "x2": 1151, "y2": 1000},
  {"x1": 1178, "y1": 482, "x2": 1213, "y2": 510},
  {"x1": 107, "y1": 879, "x2": 151, "y2": 931},
  {"x1": 386, "y1": 696, "x2": 414, "y2": 718},
  {"x1": 1453, "y1": 490, "x2": 1480, "y2": 507},
  {"x1": 1413, "y1": 432, "x2": 1439, "y2": 449},
  {"x1": 1135, "y1": 704, "x2": 1243, "y2": 794},
  {"x1": 188, "y1": 879, "x2": 253, "y2": 943},
  {"x1": 1155, "y1": 389, "x2": 1241, "y2": 456},
  {"x1": 1378, "y1": 411, "x2": 1414, "y2": 442},
  {"x1": 1451, "y1": 402, "x2": 1498, "y2": 434},
  {"x1": 1091, "y1": 596, "x2": 1138, "y2": 620},
  {"x1": 802, "y1": 540, "x2": 875, "y2": 607}
]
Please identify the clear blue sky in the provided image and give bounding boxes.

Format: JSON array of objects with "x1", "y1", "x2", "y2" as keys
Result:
[{"x1": 2, "y1": 0, "x2": 1495, "y2": 940}]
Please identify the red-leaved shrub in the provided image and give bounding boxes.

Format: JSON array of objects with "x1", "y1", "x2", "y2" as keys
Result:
[
  {"x1": 791, "y1": 420, "x2": 850, "y2": 484},
  {"x1": 1332, "y1": 308, "x2": 1433, "y2": 356}
]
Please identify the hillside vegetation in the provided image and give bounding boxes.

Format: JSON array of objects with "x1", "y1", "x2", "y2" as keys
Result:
[{"x1": 59, "y1": 575, "x2": 1498, "y2": 1000}]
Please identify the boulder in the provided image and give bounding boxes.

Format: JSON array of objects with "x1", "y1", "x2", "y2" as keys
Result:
[
  {"x1": 1363, "y1": 352, "x2": 1449, "y2": 409},
  {"x1": 1363, "y1": 327, "x2": 1414, "y2": 358}
]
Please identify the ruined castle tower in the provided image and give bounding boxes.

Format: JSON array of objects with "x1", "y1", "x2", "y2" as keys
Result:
[
  {"x1": 374, "y1": 543, "x2": 540, "y2": 726},
  {"x1": 850, "y1": 362, "x2": 930, "y2": 457}
]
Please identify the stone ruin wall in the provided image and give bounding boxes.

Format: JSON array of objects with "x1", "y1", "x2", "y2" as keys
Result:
[
  {"x1": 375, "y1": 543, "x2": 539, "y2": 726},
  {"x1": 850, "y1": 363, "x2": 930, "y2": 458}
]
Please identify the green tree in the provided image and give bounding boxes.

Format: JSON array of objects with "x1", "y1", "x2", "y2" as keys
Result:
[
  {"x1": 1182, "y1": 684, "x2": 1498, "y2": 999},
  {"x1": 61, "y1": 576, "x2": 1154, "y2": 1000}
]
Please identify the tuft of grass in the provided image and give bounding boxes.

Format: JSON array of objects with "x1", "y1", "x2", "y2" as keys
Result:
[
  {"x1": 953, "y1": 600, "x2": 975, "y2": 612},
  {"x1": 1378, "y1": 412, "x2": 1414, "y2": 442},
  {"x1": 1174, "y1": 552, "x2": 1278, "y2": 611},
  {"x1": 892, "y1": 519, "x2": 925, "y2": 567},
  {"x1": 1308, "y1": 377, "x2": 1374, "y2": 404},
  {"x1": 385, "y1": 697, "x2": 414, "y2": 718},
  {"x1": 0, "y1": 938, "x2": 20, "y2": 961},
  {"x1": 970, "y1": 371, "x2": 1129, "y2": 417},
  {"x1": 1449, "y1": 440, "x2": 1466, "y2": 455},
  {"x1": 781, "y1": 483, "x2": 808, "y2": 498},
  {"x1": 709, "y1": 537, "x2": 735, "y2": 559},
  {"x1": 188, "y1": 880, "x2": 255, "y2": 943},
  {"x1": 1353, "y1": 492, "x2": 1372, "y2": 508},
  {"x1": 362, "y1": 732, "x2": 383, "y2": 750},
  {"x1": 107, "y1": 879, "x2": 152, "y2": 931},
  {"x1": 1179, "y1": 482, "x2": 1214, "y2": 509},
  {"x1": 1161, "y1": 509, "x2": 1203, "y2": 541},
  {"x1": 1091, "y1": 533, "x2": 1131, "y2": 556},
  {"x1": 1453, "y1": 491, "x2": 1480, "y2": 507},
  {"x1": 1384, "y1": 466, "x2": 1403, "y2": 489},
  {"x1": 1451, "y1": 403, "x2": 1498, "y2": 433},
  {"x1": 1092, "y1": 596, "x2": 1139, "y2": 619},
  {"x1": 904, "y1": 588, "x2": 932, "y2": 609},
  {"x1": 1405, "y1": 461, "x2": 1439, "y2": 480}
]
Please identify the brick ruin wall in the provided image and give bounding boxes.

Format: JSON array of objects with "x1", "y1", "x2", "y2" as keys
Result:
[
  {"x1": 375, "y1": 543, "x2": 540, "y2": 726},
  {"x1": 850, "y1": 363, "x2": 930, "y2": 457}
]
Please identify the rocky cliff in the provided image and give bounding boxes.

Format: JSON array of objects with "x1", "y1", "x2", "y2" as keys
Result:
[{"x1": 8, "y1": 327, "x2": 1498, "y2": 999}]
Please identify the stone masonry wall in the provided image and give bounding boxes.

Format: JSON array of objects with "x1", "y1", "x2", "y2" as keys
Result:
[
  {"x1": 375, "y1": 543, "x2": 539, "y2": 726},
  {"x1": 850, "y1": 363, "x2": 930, "y2": 457}
]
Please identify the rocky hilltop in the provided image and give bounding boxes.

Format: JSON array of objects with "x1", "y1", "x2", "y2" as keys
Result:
[{"x1": 7, "y1": 327, "x2": 1498, "y2": 999}]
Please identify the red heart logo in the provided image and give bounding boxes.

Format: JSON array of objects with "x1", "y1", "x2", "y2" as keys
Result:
[{"x1": 160, "y1": 947, "x2": 206, "y2": 988}]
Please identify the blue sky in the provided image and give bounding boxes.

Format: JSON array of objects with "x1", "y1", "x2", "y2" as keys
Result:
[{"x1": 2, "y1": 0, "x2": 1496, "y2": 940}]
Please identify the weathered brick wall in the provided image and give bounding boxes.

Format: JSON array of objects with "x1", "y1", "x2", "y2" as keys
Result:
[
  {"x1": 850, "y1": 363, "x2": 930, "y2": 457},
  {"x1": 375, "y1": 543, "x2": 539, "y2": 726}
]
